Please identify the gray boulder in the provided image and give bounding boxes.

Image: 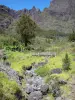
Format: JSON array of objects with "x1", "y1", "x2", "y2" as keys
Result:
[
  {"x1": 25, "y1": 71, "x2": 33, "y2": 77},
  {"x1": 26, "y1": 85, "x2": 34, "y2": 94},
  {"x1": 51, "y1": 68, "x2": 62, "y2": 74},
  {"x1": 56, "y1": 97, "x2": 62, "y2": 100},
  {"x1": 40, "y1": 84, "x2": 49, "y2": 95},
  {"x1": 52, "y1": 87, "x2": 61, "y2": 97},
  {"x1": 26, "y1": 66, "x2": 32, "y2": 70},
  {"x1": 58, "y1": 80, "x2": 67, "y2": 85},
  {"x1": 28, "y1": 91, "x2": 43, "y2": 100}
]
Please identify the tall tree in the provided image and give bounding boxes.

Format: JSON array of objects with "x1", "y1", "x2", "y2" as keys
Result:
[{"x1": 16, "y1": 14, "x2": 37, "y2": 46}]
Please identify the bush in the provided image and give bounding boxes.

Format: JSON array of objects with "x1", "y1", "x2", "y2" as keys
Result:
[
  {"x1": 62, "y1": 53, "x2": 71, "y2": 70},
  {"x1": 16, "y1": 14, "x2": 37, "y2": 46},
  {"x1": 69, "y1": 31, "x2": 75, "y2": 42}
]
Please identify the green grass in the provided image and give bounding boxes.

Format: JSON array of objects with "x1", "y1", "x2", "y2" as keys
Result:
[
  {"x1": 60, "y1": 85, "x2": 71, "y2": 97},
  {"x1": 6, "y1": 51, "x2": 44, "y2": 73},
  {"x1": 35, "y1": 46, "x2": 75, "y2": 80},
  {"x1": 35, "y1": 65, "x2": 50, "y2": 77}
]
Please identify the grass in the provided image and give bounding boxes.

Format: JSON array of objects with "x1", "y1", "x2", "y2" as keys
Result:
[
  {"x1": 60, "y1": 85, "x2": 71, "y2": 97},
  {"x1": 5, "y1": 51, "x2": 44, "y2": 73},
  {"x1": 35, "y1": 44, "x2": 75, "y2": 80}
]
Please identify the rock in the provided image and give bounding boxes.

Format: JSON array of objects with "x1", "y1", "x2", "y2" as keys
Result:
[
  {"x1": 26, "y1": 66, "x2": 32, "y2": 70},
  {"x1": 52, "y1": 87, "x2": 61, "y2": 97},
  {"x1": 0, "y1": 62, "x2": 21, "y2": 85},
  {"x1": 28, "y1": 91, "x2": 43, "y2": 100},
  {"x1": 5, "y1": 61, "x2": 11, "y2": 66},
  {"x1": 56, "y1": 97, "x2": 62, "y2": 100},
  {"x1": 40, "y1": 84, "x2": 49, "y2": 95},
  {"x1": 19, "y1": 75, "x2": 24, "y2": 81},
  {"x1": 26, "y1": 85, "x2": 34, "y2": 94},
  {"x1": 51, "y1": 68, "x2": 62, "y2": 74},
  {"x1": 2, "y1": 55, "x2": 7, "y2": 61},
  {"x1": 25, "y1": 71, "x2": 33, "y2": 77},
  {"x1": 58, "y1": 80, "x2": 67, "y2": 85}
]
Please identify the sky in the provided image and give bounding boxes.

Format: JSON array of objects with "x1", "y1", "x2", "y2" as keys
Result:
[{"x1": 0, "y1": 0, "x2": 52, "y2": 11}]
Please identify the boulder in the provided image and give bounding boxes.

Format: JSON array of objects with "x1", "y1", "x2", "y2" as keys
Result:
[
  {"x1": 26, "y1": 85, "x2": 34, "y2": 94},
  {"x1": 51, "y1": 68, "x2": 62, "y2": 74},
  {"x1": 25, "y1": 71, "x2": 33, "y2": 77},
  {"x1": 5, "y1": 61, "x2": 11, "y2": 66},
  {"x1": 2, "y1": 55, "x2": 7, "y2": 61},
  {"x1": 52, "y1": 87, "x2": 61, "y2": 97},
  {"x1": 19, "y1": 75, "x2": 24, "y2": 81},
  {"x1": 58, "y1": 80, "x2": 67, "y2": 85},
  {"x1": 26, "y1": 66, "x2": 32, "y2": 70},
  {"x1": 56, "y1": 97, "x2": 62, "y2": 100},
  {"x1": 28, "y1": 91, "x2": 43, "y2": 100},
  {"x1": 40, "y1": 84, "x2": 49, "y2": 95}
]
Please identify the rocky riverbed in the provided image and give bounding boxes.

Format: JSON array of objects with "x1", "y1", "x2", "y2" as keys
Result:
[{"x1": 24, "y1": 57, "x2": 50, "y2": 100}]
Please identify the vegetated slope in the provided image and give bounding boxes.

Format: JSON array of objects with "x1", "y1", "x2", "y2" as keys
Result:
[
  {"x1": 0, "y1": 38, "x2": 75, "y2": 100},
  {"x1": 1, "y1": 0, "x2": 75, "y2": 33}
]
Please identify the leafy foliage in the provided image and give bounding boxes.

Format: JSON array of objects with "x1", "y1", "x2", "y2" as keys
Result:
[
  {"x1": 16, "y1": 14, "x2": 37, "y2": 46},
  {"x1": 69, "y1": 31, "x2": 75, "y2": 42},
  {"x1": 62, "y1": 53, "x2": 71, "y2": 70},
  {"x1": 0, "y1": 72, "x2": 22, "y2": 100}
]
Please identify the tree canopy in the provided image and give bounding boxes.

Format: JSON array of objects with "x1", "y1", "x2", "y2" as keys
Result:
[{"x1": 16, "y1": 14, "x2": 37, "y2": 46}]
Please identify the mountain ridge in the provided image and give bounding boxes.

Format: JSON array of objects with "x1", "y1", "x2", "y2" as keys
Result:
[{"x1": 0, "y1": 0, "x2": 75, "y2": 33}]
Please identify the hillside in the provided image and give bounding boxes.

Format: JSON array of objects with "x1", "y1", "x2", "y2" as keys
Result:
[{"x1": 1, "y1": 0, "x2": 75, "y2": 33}]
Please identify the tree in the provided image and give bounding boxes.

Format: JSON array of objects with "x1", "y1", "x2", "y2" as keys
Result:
[
  {"x1": 69, "y1": 31, "x2": 75, "y2": 42},
  {"x1": 16, "y1": 14, "x2": 37, "y2": 46},
  {"x1": 62, "y1": 53, "x2": 71, "y2": 70}
]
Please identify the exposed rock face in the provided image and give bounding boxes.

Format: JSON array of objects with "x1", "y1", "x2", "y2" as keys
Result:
[
  {"x1": 39, "y1": 0, "x2": 75, "y2": 33},
  {"x1": 1, "y1": 0, "x2": 75, "y2": 33},
  {"x1": 50, "y1": 0, "x2": 70, "y2": 15},
  {"x1": 0, "y1": 5, "x2": 15, "y2": 28}
]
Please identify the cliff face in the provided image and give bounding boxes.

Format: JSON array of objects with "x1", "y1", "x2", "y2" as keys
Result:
[
  {"x1": 38, "y1": 0, "x2": 75, "y2": 33},
  {"x1": 49, "y1": 0, "x2": 75, "y2": 18},
  {"x1": 0, "y1": 5, "x2": 16, "y2": 29},
  {"x1": 1, "y1": 0, "x2": 75, "y2": 33}
]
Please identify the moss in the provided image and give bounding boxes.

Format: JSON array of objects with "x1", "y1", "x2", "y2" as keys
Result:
[{"x1": 0, "y1": 72, "x2": 21, "y2": 100}]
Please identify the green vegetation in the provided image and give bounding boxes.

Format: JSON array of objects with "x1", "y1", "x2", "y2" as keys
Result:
[
  {"x1": 62, "y1": 53, "x2": 71, "y2": 71},
  {"x1": 5, "y1": 51, "x2": 44, "y2": 73},
  {"x1": 0, "y1": 13, "x2": 75, "y2": 100},
  {"x1": 0, "y1": 72, "x2": 22, "y2": 100},
  {"x1": 69, "y1": 31, "x2": 75, "y2": 42},
  {"x1": 16, "y1": 14, "x2": 37, "y2": 47}
]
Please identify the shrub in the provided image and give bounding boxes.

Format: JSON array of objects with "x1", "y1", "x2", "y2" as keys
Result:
[
  {"x1": 69, "y1": 31, "x2": 75, "y2": 42},
  {"x1": 16, "y1": 14, "x2": 37, "y2": 46},
  {"x1": 62, "y1": 53, "x2": 71, "y2": 70}
]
